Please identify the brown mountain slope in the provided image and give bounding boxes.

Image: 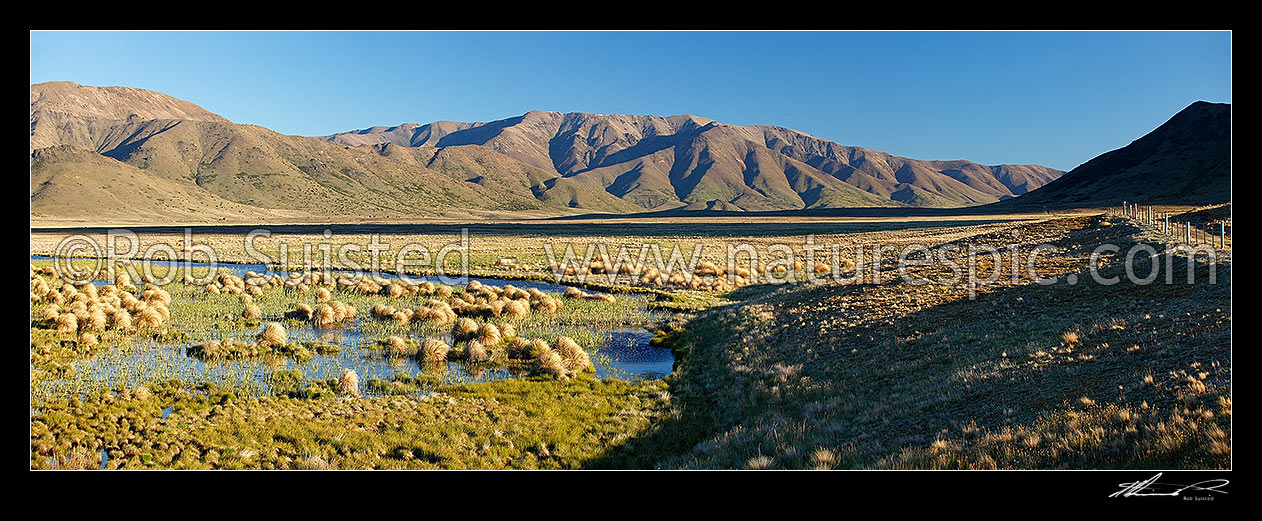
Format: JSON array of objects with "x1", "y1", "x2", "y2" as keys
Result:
[
  {"x1": 84, "y1": 118, "x2": 621, "y2": 217},
  {"x1": 30, "y1": 82, "x2": 642, "y2": 220},
  {"x1": 30, "y1": 145, "x2": 307, "y2": 224},
  {"x1": 30, "y1": 81, "x2": 229, "y2": 152},
  {"x1": 325, "y1": 111, "x2": 1063, "y2": 209},
  {"x1": 31, "y1": 81, "x2": 1064, "y2": 221},
  {"x1": 1000, "y1": 101, "x2": 1231, "y2": 208}
]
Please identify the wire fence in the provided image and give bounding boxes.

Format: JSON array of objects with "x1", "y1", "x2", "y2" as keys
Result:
[{"x1": 1107, "y1": 201, "x2": 1231, "y2": 249}]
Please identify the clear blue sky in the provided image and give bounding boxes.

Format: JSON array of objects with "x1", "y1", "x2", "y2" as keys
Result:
[{"x1": 30, "y1": 31, "x2": 1230, "y2": 171}]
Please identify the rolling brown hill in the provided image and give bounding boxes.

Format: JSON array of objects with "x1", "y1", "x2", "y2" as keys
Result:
[
  {"x1": 31, "y1": 81, "x2": 1064, "y2": 224},
  {"x1": 1000, "y1": 101, "x2": 1231, "y2": 209},
  {"x1": 30, "y1": 145, "x2": 308, "y2": 224}
]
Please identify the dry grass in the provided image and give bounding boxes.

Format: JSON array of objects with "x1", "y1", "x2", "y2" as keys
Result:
[
  {"x1": 633, "y1": 216, "x2": 1231, "y2": 469},
  {"x1": 257, "y1": 322, "x2": 288, "y2": 347}
]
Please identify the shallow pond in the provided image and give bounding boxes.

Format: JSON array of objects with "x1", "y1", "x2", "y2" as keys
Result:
[
  {"x1": 32, "y1": 256, "x2": 675, "y2": 402},
  {"x1": 31, "y1": 255, "x2": 582, "y2": 294}
]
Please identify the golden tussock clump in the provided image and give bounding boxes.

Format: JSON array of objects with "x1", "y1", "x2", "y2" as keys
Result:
[
  {"x1": 381, "y1": 335, "x2": 410, "y2": 357},
  {"x1": 39, "y1": 304, "x2": 61, "y2": 322},
  {"x1": 477, "y1": 323, "x2": 502, "y2": 346},
  {"x1": 313, "y1": 303, "x2": 337, "y2": 328},
  {"x1": 420, "y1": 338, "x2": 450, "y2": 362},
  {"x1": 257, "y1": 322, "x2": 288, "y2": 347},
  {"x1": 554, "y1": 336, "x2": 593, "y2": 374},
  {"x1": 452, "y1": 317, "x2": 479, "y2": 340},
  {"x1": 152, "y1": 302, "x2": 171, "y2": 322},
  {"x1": 426, "y1": 301, "x2": 458, "y2": 323},
  {"x1": 243, "y1": 304, "x2": 262, "y2": 321},
  {"x1": 747, "y1": 455, "x2": 774, "y2": 470},
  {"x1": 142, "y1": 287, "x2": 171, "y2": 307},
  {"x1": 371, "y1": 303, "x2": 395, "y2": 319},
  {"x1": 408, "y1": 307, "x2": 436, "y2": 324},
  {"x1": 315, "y1": 287, "x2": 332, "y2": 302},
  {"x1": 503, "y1": 300, "x2": 530, "y2": 319},
  {"x1": 693, "y1": 261, "x2": 720, "y2": 277},
  {"x1": 131, "y1": 384, "x2": 151, "y2": 401},
  {"x1": 387, "y1": 282, "x2": 405, "y2": 298},
  {"x1": 331, "y1": 300, "x2": 357, "y2": 322},
  {"x1": 55, "y1": 312, "x2": 78, "y2": 334},
  {"x1": 390, "y1": 310, "x2": 411, "y2": 326},
  {"x1": 338, "y1": 369, "x2": 360, "y2": 397},
  {"x1": 111, "y1": 309, "x2": 133, "y2": 330},
  {"x1": 136, "y1": 307, "x2": 165, "y2": 329},
  {"x1": 499, "y1": 323, "x2": 517, "y2": 339},
  {"x1": 123, "y1": 384, "x2": 151, "y2": 402},
  {"x1": 810, "y1": 448, "x2": 837, "y2": 469},
  {"x1": 506, "y1": 337, "x2": 534, "y2": 359},
  {"x1": 84, "y1": 311, "x2": 108, "y2": 331},
  {"x1": 31, "y1": 277, "x2": 51, "y2": 298},
  {"x1": 78, "y1": 332, "x2": 98, "y2": 347},
  {"x1": 563, "y1": 287, "x2": 587, "y2": 299},
  {"x1": 286, "y1": 303, "x2": 314, "y2": 321},
  {"x1": 531, "y1": 295, "x2": 560, "y2": 314},
  {"x1": 639, "y1": 267, "x2": 663, "y2": 285},
  {"x1": 465, "y1": 339, "x2": 489, "y2": 363},
  {"x1": 536, "y1": 347, "x2": 567, "y2": 378},
  {"x1": 71, "y1": 306, "x2": 91, "y2": 324},
  {"x1": 1061, "y1": 331, "x2": 1080, "y2": 345}
]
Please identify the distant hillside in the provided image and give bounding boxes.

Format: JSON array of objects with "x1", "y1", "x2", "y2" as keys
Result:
[
  {"x1": 324, "y1": 111, "x2": 1063, "y2": 210},
  {"x1": 31, "y1": 81, "x2": 1065, "y2": 224},
  {"x1": 30, "y1": 145, "x2": 308, "y2": 224},
  {"x1": 1003, "y1": 101, "x2": 1231, "y2": 208}
]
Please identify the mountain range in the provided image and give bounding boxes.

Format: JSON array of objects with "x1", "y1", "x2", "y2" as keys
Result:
[{"x1": 30, "y1": 81, "x2": 1064, "y2": 223}]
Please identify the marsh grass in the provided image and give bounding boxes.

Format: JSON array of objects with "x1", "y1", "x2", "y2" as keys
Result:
[{"x1": 31, "y1": 374, "x2": 671, "y2": 469}]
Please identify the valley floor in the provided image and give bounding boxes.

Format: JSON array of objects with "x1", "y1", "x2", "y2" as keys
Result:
[{"x1": 29, "y1": 213, "x2": 1230, "y2": 469}]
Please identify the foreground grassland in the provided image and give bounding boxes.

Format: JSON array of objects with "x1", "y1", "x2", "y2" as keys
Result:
[
  {"x1": 32, "y1": 378, "x2": 669, "y2": 470},
  {"x1": 620, "y1": 216, "x2": 1231, "y2": 469},
  {"x1": 30, "y1": 213, "x2": 1230, "y2": 469}
]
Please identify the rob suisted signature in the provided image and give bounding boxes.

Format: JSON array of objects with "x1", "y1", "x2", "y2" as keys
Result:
[{"x1": 1110, "y1": 473, "x2": 1229, "y2": 498}]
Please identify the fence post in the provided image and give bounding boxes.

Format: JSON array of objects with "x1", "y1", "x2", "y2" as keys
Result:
[{"x1": 1220, "y1": 222, "x2": 1225, "y2": 249}]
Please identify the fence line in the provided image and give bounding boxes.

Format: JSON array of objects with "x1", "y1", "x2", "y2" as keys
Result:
[{"x1": 1109, "y1": 201, "x2": 1231, "y2": 249}]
